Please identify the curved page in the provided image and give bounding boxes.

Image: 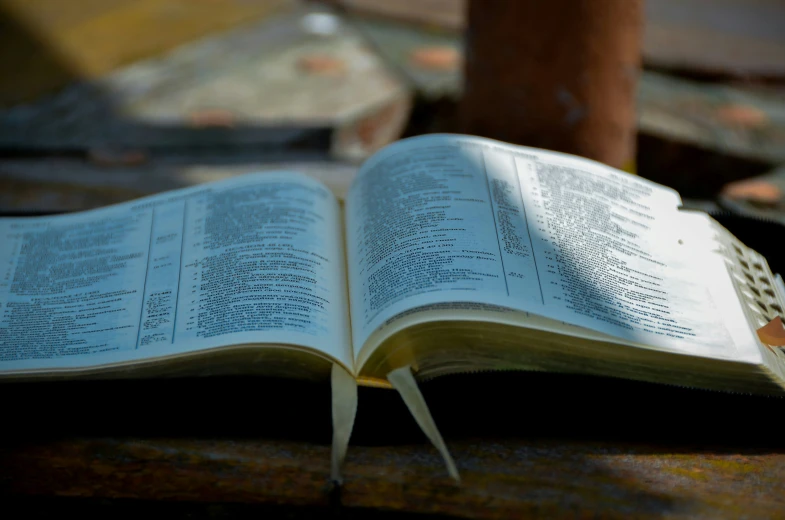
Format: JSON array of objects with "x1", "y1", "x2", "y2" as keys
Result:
[
  {"x1": 0, "y1": 172, "x2": 352, "y2": 374},
  {"x1": 347, "y1": 134, "x2": 759, "y2": 364}
]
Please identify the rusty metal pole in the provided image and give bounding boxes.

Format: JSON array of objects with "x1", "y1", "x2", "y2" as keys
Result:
[{"x1": 459, "y1": 0, "x2": 643, "y2": 171}]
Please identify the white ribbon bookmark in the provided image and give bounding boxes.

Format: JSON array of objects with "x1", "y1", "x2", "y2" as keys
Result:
[
  {"x1": 387, "y1": 366, "x2": 460, "y2": 481},
  {"x1": 330, "y1": 364, "x2": 358, "y2": 484}
]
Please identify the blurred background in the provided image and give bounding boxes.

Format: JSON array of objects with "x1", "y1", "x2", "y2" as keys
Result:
[{"x1": 0, "y1": 0, "x2": 784, "y2": 219}]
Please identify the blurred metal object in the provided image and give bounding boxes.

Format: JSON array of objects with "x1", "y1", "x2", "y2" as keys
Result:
[{"x1": 458, "y1": 0, "x2": 643, "y2": 171}]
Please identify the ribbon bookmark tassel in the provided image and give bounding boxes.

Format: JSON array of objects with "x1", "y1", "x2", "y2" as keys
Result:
[
  {"x1": 331, "y1": 364, "x2": 358, "y2": 484},
  {"x1": 387, "y1": 366, "x2": 460, "y2": 481}
]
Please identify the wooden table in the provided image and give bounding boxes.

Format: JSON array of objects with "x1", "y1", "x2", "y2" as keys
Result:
[
  {"x1": 3, "y1": 372, "x2": 785, "y2": 518},
  {"x1": 2, "y1": 163, "x2": 785, "y2": 518}
]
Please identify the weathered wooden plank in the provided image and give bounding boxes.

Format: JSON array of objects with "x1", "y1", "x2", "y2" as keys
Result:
[
  {"x1": 343, "y1": 441, "x2": 785, "y2": 519},
  {"x1": 352, "y1": 15, "x2": 785, "y2": 165},
  {"x1": 0, "y1": 0, "x2": 295, "y2": 107},
  {"x1": 643, "y1": 0, "x2": 785, "y2": 78},
  {"x1": 337, "y1": 0, "x2": 785, "y2": 78},
  {"x1": 0, "y1": 4, "x2": 411, "y2": 160},
  {"x1": 638, "y1": 72, "x2": 785, "y2": 164},
  {"x1": 1, "y1": 311, "x2": 785, "y2": 519},
  {"x1": 3, "y1": 436, "x2": 785, "y2": 518},
  {"x1": 350, "y1": 16, "x2": 464, "y2": 100}
]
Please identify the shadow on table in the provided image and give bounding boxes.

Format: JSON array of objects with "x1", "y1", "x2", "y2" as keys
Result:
[
  {"x1": 4, "y1": 371, "x2": 781, "y2": 517},
  {"x1": 3, "y1": 371, "x2": 782, "y2": 449}
]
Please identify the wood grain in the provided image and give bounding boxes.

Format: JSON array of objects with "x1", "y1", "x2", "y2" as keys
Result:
[
  {"x1": 3, "y1": 371, "x2": 785, "y2": 518},
  {"x1": 4, "y1": 437, "x2": 784, "y2": 518}
]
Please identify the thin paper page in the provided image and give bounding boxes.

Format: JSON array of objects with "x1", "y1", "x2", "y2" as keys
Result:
[
  {"x1": 346, "y1": 134, "x2": 747, "y2": 360},
  {"x1": 667, "y1": 210, "x2": 765, "y2": 361},
  {"x1": 0, "y1": 172, "x2": 352, "y2": 373}
]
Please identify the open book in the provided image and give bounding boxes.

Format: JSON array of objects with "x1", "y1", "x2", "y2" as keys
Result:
[{"x1": 3, "y1": 135, "x2": 785, "y2": 479}]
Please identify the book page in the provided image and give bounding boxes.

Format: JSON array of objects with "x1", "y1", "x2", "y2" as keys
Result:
[
  {"x1": 0, "y1": 172, "x2": 352, "y2": 373},
  {"x1": 346, "y1": 134, "x2": 756, "y2": 362}
]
